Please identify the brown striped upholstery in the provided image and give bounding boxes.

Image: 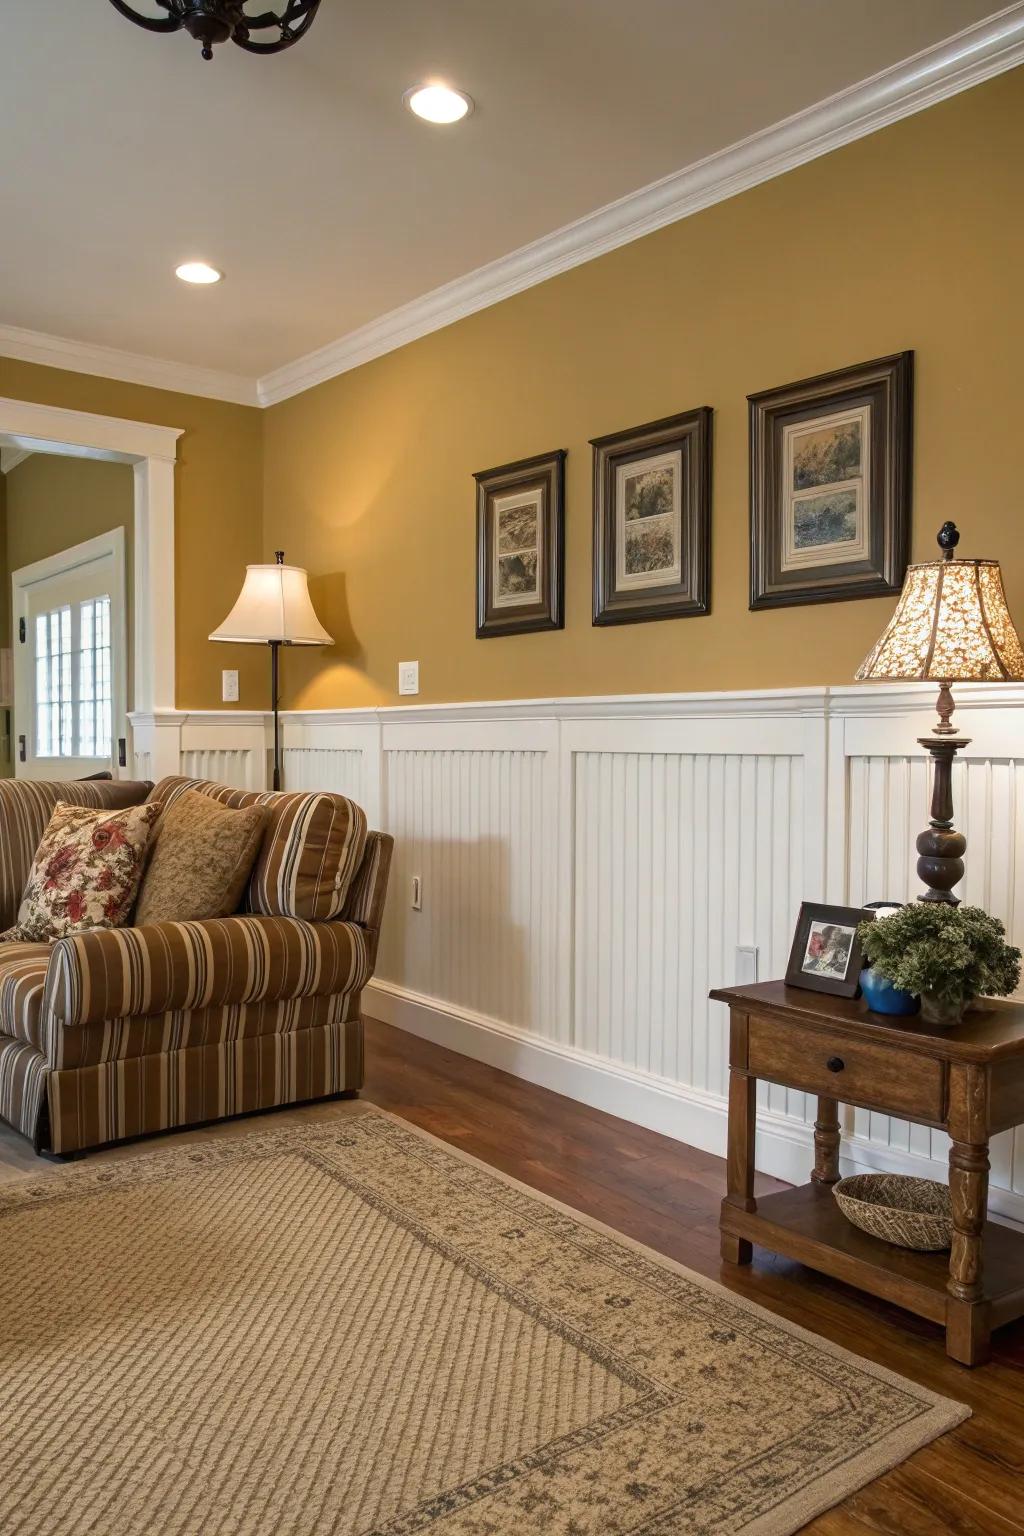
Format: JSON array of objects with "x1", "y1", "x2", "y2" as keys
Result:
[
  {"x1": 0, "y1": 942, "x2": 52, "y2": 1049},
  {"x1": 0, "y1": 778, "x2": 392, "y2": 1155},
  {"x1": 341, "y1": 831, "x2": 393, "y2": 958},
  {"x1": 0, "y1": 1036, "x2": 47, "y2": 1148},
  {"x1": 0, "y1": 779, "x2": 151, "y2": 930},
  {"x1": 47, "y1": 1014, "x2": 362, "y2": 1154},
  {"x1": 148, "y1": 777, "x2": 368, "y2": 921},
  {"x1": 54, "y1": 989, "x2": 361, "y2": 1071},
  {"x1": 46, "y1": 914, "x2": 371, "y2": 1028}
]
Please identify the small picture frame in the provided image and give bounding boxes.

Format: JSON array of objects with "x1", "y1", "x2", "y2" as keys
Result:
[
  {"x1": 748, "y1": 352, "x2": 912, "y2": 610},
  {"x1": 474, "y1": 450, "x2": 566, "y2": 638},
  {"x1": 591, "y1": 408, "x2": 712, "y2": 626},
  {"x1": 785, "y1": 902, "x2": 873, "y2": 998}
]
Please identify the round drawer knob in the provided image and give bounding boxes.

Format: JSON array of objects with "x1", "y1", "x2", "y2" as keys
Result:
[{"x1": 826, "y1": 1056, "x2": 845, "y2": 1073}]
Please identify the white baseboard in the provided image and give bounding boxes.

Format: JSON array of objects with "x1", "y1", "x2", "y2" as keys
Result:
[{"x1": 365, "y1": 978, "x2": 1024, "y2": 1230}]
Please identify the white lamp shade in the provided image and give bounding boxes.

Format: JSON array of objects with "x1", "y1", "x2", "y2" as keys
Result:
[{"x1": 209, "y1": 562, "x2": 333, "y2": 647}]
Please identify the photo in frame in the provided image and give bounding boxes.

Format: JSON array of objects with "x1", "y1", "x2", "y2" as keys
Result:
[
  {"x1": 785, "y1": 901, "x2": 874, "y2": 998},
  {"x1": 474, "y1": 450, "x2": 566, "y2": 638},
  {"x1": 591, "y1": 408, "x2": 712, "y2": 625},
  {"x1": 749, "y1": 352, "x2": 912, "y2": 610}
]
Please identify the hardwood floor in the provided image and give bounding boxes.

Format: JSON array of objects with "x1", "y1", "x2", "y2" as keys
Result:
[{"x1": 2, "y1": 1015, "x2": 1022, "y2": 1534}]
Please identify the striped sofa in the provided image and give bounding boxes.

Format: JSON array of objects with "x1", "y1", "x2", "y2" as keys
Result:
[{"x1": 0, "y1": 776, "x2": 392, "y2": 1155}]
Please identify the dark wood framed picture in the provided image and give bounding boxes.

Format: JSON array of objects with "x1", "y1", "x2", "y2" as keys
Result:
[
  {"x1": 785, "y1": 901, "x2": 873, "y2": 998},
  {"x1": 749, "y1": 352, "x2": 912, "y2": 610},
  {"x1": 591, "y1": 407, "x2": 712, "y2": 626},
  {"x1": 474, "y1": 449, "x2": 566, "y2": 638}
]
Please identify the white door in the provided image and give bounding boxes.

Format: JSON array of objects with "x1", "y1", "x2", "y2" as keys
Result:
[{"x1": 12, "y1": 530, "x2": 128, "y2": 781}]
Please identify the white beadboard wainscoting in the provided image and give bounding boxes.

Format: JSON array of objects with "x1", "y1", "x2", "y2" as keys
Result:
[{"x1": 129, "y1": 683, "x2": 1024, "y2": 1222}]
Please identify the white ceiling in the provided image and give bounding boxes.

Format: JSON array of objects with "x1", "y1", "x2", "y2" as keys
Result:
[{"x1": 0, "y1": 0, "x2": 1015, "y2": 393}]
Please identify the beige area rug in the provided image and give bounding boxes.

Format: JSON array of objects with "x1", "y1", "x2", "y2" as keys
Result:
[{"x1": 0, "y1": 1111, "x2": 967, "y2": 1536}]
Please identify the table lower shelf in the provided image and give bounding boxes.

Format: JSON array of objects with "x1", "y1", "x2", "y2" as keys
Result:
[{"x1": 721, "y1": 1181, "x2": 1024, "y2": 1329}]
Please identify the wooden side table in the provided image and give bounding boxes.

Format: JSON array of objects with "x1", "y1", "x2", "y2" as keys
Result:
[{"x1": 711, "y1": 981, "x2": 1024, "y2": 1366}]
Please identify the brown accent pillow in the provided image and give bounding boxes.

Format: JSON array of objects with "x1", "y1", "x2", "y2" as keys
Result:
[
  {"x1": 134, "y1": 790, "x2": 268, "y2": 926},
  {"x1": 147, "y1": 777, "x2": 368, "y2": 921},
  {"x1": 0, "y1": 801, "x2": 162, "y2": 943}
]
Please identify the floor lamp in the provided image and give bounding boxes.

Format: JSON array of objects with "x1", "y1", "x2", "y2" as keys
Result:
[
  {"x1": 210, "y1": 551, "x2": 333, "y2": 790},
  {"x1": 855, "y1": 522, "x2": 1024, "y2": 904}
]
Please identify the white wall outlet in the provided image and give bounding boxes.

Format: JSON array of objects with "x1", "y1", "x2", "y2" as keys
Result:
[
  {"x1": 221, "y1": 669, "x2": 239, "y2": 703},
  {"x1": 398, "y1": 660, "x2": 420, "y2": 696},
  {"x1": 411, "y1": 875, "x2": 422, "y2": 911},
  {"x1": 735, "y1": 945, "x2": 759, "y2": 985}
]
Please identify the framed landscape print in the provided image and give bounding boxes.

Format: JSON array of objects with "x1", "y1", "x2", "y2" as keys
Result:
[
  {"x1": 748, "y1": 352, "x2": 912, "y2": 610},
  {"x1": 475, "y1": 449, "x2": 565, "y2": 638},
  {"x1": 591, "y1": 407, "x2": 712, "y2": 625}
]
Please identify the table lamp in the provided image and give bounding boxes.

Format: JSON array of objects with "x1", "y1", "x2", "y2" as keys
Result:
[
  {"x1": 855, "y1": 521, "x2": 1024, "y2": 904},
  {"x1": 210, "y1": 551, "x2": 332, "y2": 790}
]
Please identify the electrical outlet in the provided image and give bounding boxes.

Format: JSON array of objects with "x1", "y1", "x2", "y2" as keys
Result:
[
  {"x1": 221, "y1": 669, "x2": 239, "y2": 703},
  {"x1": 398, "y1": 660, "x2": 419, "y2": 696},
  {"x1": 735, "y1": 945, "x2": 759, "y2": 985},
  {"x1": 411, "y1": 875, "x2": 422, "y2": 910}
]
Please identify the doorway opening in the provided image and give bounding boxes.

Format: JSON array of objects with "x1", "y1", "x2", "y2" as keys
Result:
[{"x1": 11, "y1": 525, "x2": 128, "y2": 780}]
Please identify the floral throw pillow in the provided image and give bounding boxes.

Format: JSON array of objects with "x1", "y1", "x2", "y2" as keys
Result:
[{"x1": 0, "y1": 801, "x2": 162, "y2": 943}]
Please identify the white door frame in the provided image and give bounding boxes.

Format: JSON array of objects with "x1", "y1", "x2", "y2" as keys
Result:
[
  {"x1": 0, "y1": 395, "x2": 182, "y2": 777},
  {"x1": 12, "y1": 528, "x2": 129, "y2": 778}
]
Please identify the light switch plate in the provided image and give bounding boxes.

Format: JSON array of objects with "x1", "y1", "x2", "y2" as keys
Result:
[
  {"x1": 398, "y1": 660, "x2": 419, "y2": 696},
  {"x1": 221, "y1": 669, "x2": 239, "y2": 703}
]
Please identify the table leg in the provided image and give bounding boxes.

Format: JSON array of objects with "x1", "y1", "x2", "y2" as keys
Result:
[
  {"x1": 812, "y1": 1096, "x2": 841, "y2": 1185},
  {"x1": 946, "y1": 1137, "x2": 991, "y2": 1366},
  {"x1": 721, "y1": 1068, "x2": 756, "y2": 1265}
]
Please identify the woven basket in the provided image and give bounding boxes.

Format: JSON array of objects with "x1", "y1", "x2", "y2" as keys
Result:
[{"x1": 832, "y1": 1173, "x2": 952, "y2": 1251}]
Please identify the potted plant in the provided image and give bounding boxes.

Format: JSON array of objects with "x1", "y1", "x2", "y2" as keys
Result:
[{"x1": 857, "y1": 904, "x2": 1021, "y2": 1026}]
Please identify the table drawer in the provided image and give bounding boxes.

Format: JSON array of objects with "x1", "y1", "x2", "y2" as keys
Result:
[{"x1": 747, "y1": 1014, "x2": 946, "y2": 1122}]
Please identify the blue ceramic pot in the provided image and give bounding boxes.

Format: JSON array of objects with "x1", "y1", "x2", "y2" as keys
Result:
[{"x1": 861, "y1": 965, "x2": 920, "y2": 1017}]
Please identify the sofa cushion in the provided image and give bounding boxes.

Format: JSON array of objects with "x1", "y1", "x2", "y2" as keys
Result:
[
  {"x1": 149, "y1": 777, "x2": 367, "y2": 921},
  {"x1": 1, "y1": 801, "x2": 162, "y2": 945},
  {"x1": 134, "y1": 790, "x2": 267, "y2": 926},
  {"x1": 46, "y1": 913, "x2": 371, "y2": 1030},
  {"x1": 0, "y1": 779, "x2": 151, "y2": 932},
  {"x1": 53, "y1": 988, "x2": 362, "y2": 1071},
  {"x1": 0, "y1": 942, "x2": 51, "y2": 1052}
]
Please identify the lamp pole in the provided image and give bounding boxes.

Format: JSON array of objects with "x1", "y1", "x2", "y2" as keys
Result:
[
  {"x1": 270, "y1": 638, "x2": 282, "y2": 791},
  {"x1": 270, "y1": 550, "x2": 284, "y2": 791}
]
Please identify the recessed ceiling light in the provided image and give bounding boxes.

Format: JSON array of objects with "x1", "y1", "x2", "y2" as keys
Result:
[
  {"x1": 175, "y1": 261, "x2": 223, "y2": 285},
  {"x1": 404, "y1": 84, "x2": 473, "y2": 124}
]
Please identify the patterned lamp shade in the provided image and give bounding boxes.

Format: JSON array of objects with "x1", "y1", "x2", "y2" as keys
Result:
[{"x1": 856, "y1": 523, "x2": 1024, "y2": 683}]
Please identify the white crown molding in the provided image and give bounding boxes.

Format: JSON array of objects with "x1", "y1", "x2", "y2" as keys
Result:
[
  {"x1": 256, "y1": 4, "x2": 1024, "y2": 406},
  {"x1": 2, "y1": 7, "x2": 1022, "y2": 411},
  {"x1": 0, "y1": 323, "x2": 259, "y2": 408}
]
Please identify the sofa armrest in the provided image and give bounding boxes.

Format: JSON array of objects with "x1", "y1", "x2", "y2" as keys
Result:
[
  {"x1": 44, "y1": 914, "x2": 372, "y2": 1028},
  {"x1": 341, "y1": 831, "x2": 394, "y2": 957}
]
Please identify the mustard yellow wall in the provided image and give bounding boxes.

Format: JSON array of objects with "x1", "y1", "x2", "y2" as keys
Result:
[
  {"x1": 0, "y1": 473, "x2": 9, "y2": 775},
  {"x1": 263, "y1": 68, "x2": 1024, "y2": 710},
  {"x1": 4, "y1": 452, "x2": 133, "y2": 580},
  {"x1": 0, "y1": 358, "x2": 264, "y2": 710}
]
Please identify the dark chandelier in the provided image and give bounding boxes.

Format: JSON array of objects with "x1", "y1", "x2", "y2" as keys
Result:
[{"x1": 108, "y1": 1, "x2": 322, "y2": 61}]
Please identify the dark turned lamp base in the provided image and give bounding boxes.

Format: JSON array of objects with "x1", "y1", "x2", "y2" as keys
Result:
[
  {"x1": 857, "y1": 522, "x2": 1024, "y2": 908},
  {"x1": 916, "y1": 728, "x2": 969, "y2": 905}
]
